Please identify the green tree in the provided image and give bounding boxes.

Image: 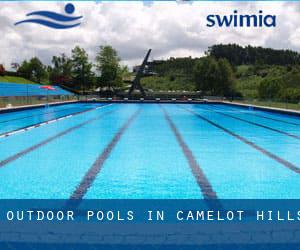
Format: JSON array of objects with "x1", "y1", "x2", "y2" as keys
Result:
[
  {"x1": 50, "y1": 54, "x2": 73, "y2": 85},
  {"x1": 71, "y1": 46, "x2": 94, "y2": 91},
  {"x1": 215, "y1": 58, "x2": 235, "y2": 96},
  {"x1": 280, "y1": 88, "x2": 300, "y2": 102},
  {"x1": 95, "y1": 45, "x2": 122, "y2": 88},
  {"x1": 193, "y1": 57, "x2": 235, "y2": 96},
  {"x1": 193, "y1": 57, "x2": 218, "y2": 94},
  {"x1": 29, "y1": 57, "x2": 47, "y2": 83},
  {"x1": 18, "y1": 60, "x2": 32, "y2": 79},
  {"x1": 208, "y1": 44, "x2": 300, "y2": 66},
  {"x1": 258, "y1": 78, "x2": 283, "y2": 99},
  {"x1": 18, "y1": 58, "x2": 47, "y2": 83}
]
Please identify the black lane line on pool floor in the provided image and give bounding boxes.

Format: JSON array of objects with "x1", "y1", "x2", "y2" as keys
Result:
[
  {"x1": 70, "y1": 108, "x2": 141, "y2": 200},
  {"x1": 213, "y1": 105, "x2": 300, "y2": 126},
  {"x1": 202, "y1": 106, "x2": 300, "y2": 140},
  {"x1": 0, "y1": 104, "x2": 111, "y2": 139},
  {"x1": 179, "y1": 106, "x2": 300, "y2": 174},
  {"x1": 251, "y1": 113, "x2": 300, "y2": 126},
  {"x1": 0, "y1": 109, "x2": 116, "y2": 168},
  {"x1": 160, "y1": 105, "x2": 219, "y2": 201}
]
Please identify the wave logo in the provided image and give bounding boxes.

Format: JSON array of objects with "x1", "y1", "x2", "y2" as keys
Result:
[{"x1": 15, "y1": 3, "x2": 82, "y2": 29}]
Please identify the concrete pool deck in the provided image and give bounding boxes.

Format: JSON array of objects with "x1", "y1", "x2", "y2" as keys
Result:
[
  {"x1": 0, "y1": 100, "x2": 79, "y2": 114},
  {"x1": 0, "y1": 99, "x2": 299, "y2": 117},
  {"x1": 222, "y1": 101, "x2": 300, "y2": 116}
]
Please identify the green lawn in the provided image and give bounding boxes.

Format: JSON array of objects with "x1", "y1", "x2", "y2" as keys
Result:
[
  {"x1": 0, "y1": 76, "x2": 37, "y2": 84},
  {"x1": 236, "y1": 100, "x2": 300, "y2": 111}
]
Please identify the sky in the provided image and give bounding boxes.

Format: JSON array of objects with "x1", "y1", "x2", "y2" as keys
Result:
[{"x1": 0, "y1": 1, "x2": 300, "y2": 70}]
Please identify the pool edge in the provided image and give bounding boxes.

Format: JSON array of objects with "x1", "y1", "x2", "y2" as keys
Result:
[
  {"x1": 222, "y1": 101, "x2": 300, "y2": 117},
  {"x1": 1, "y1": 99, "x2": 299, "y2": 117},
  {"x1": 0, "y1": 100, "x2": 79, "y2": 114}
]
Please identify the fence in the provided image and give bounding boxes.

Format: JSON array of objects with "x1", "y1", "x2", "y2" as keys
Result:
[
  {"x1": 0, "y1": 82, "x2": 77, "y2": 108},
  {"x1": 231, "y1": 97, "x2": 300, "y2": 111}
]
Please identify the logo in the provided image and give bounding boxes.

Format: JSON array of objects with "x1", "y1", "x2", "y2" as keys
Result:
[
  {"x1": 15, "y1": 3, "x2": 82, "y2": 29},
  {"x1": 206, "y1": 10, "x2": 276, "y2": 28}
]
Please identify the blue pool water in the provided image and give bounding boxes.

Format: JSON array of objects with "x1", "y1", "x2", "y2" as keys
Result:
[
  {"x1": 0, "y1": 103, "x2": 298, "y2": 199},
  {"x1": 0, "y1": 103, "x2": 103, "y2": 136}
]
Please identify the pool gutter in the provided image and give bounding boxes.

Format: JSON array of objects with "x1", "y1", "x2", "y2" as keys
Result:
[
  {"x1": 0, "y1": 99, "x2": 299, "y2": 117},
  {"x1": 222, "y1": 101, "x2": 300, "y2": 117},
  {"x1": 0, "y1": 100, "x2": 79, "y2": 114},
  {"x1": 79, "y1": 99, "x2": 300, "y2": 117}
]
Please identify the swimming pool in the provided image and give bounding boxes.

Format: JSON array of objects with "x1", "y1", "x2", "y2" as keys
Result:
[{"x1": 0, "y1": 103, "x2": 298, "y2": 199}]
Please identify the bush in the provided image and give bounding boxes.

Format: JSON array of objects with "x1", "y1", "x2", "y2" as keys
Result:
[
  {"x1": 169, "y1": 75, "x2": 176, "y2": 82},
  {"x1": 0, "y1": 64, "x2": 5, "y2": 76},
  {"x1": 258, "y1": 78, "x2": 283, "y2": 99},
  {"x1": 279, "y1": 88, "x2": 300, "y2": 103},
  {"x1": 193, "y1": 57, "x2": 235, "y2": 96}
]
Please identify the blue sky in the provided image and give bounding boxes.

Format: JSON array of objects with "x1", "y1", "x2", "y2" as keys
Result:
[{"x1": 0, "y1": 1, "x2": 299, "y2": 69}]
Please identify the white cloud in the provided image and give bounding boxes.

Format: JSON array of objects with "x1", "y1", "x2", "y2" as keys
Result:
[{"x1": 0, "y1": 1, "x2": 300, "y2": 70}]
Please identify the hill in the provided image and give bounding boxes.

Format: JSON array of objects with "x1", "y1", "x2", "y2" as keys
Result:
[
  {"x1": 235, "y1": 64, "x2": 300, "y2": 102},
  {"x1": 143, "y1": 57, "x2": 197, "y2": 91},
  {"x1": 142, "y1": 45, "x2": 300, "y2": 105},
  {"x1": 0, "y1": 76, "x2": 37, "y2": 84}
]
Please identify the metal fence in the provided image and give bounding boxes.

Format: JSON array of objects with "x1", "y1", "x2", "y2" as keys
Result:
[
  {"x1": 0, "y1": 94, "x2": 299, "y2": 112},
  {"x1": 231, "y1": 97, "x2": 300, "y2": 111},
  {"x1": 0, "y1": 95, "x2": 78, "y2": 109}
]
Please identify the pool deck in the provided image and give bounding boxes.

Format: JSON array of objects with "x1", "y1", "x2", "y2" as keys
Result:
[
  {"x1": 0, "y1": 100, "x2": 78, "y2": 114},
  {"x1": 0, "y1": 99, "x2": 299, "y2": 117},
  {"x1": 82, "y1": 99, "x2": 300, "y2": 116},
  {"x1": 223, "y1": 101, "x2": 300, "y2": 117}
]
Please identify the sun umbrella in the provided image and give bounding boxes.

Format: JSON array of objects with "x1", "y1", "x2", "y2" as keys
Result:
[
  {"x1": 40, "y1": 85, "x2": 55, "y2": 91},
  {"x1": 40, "y1": 85, "x2": 56, "y2": 106}
]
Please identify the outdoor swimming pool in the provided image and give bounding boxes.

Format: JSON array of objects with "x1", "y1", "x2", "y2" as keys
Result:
[{"x1": 0, "y1": 103, "x2": 298, "y2": 199}]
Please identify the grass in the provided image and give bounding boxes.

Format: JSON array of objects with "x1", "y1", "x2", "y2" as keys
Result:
[
  {"x1": 235, "y1": 100, "x2": 300, "y2": 111},
  {"x1": 0, "y1": 76, "x2": 37, "y2": 84},
  {"x1": 141, "y1": 75, "x2": 195, "y2": 91}
]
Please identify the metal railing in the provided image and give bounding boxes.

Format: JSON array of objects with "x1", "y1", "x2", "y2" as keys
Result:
[
  {"x1": 230, "y1": 97, "x2": 300, "y2": 111},
  {"x1": 0, "y1": 95, "x2": 78, "y2": 109},
  {"x1": 1, "y1": 93, "x2": 299, "y2": 112}
]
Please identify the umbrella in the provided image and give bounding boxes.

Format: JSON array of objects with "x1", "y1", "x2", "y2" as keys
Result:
[
  {"x1": 40, "y1": 85, "x2": 55, "y2": 91},
  {"x1": 40, "y1": 85, "x2": 56, "y2": 106}
]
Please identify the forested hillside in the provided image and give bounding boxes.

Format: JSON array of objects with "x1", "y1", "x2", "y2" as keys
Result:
[
  {"x1": 143, "y1": 44, "x2": 300, "y2": 102},
  {"x1": 208, "y1": 44, "x2": 300, "y2": 66}
]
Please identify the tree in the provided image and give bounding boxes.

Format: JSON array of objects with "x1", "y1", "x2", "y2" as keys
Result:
[
  {"x1": 18, "y1": 60, "x2": 32, "y2": 79},
  {"x1": 0, "y1": 64, "x2": 5, "y2": 76},
  {"x1": 95, "y1": 45, "x2": 122, "y2": 88},
  {"x1": 193, "y1": 57, "x2": 218, "y2": 93},
  {"x1": 208, "y1": 44, "x2": 300, "y2": 66},
  {"x1": 71, "y1": 46, "x2": 94, "y2": 91},
  {"x1": 49, "y1": 54, "x2": 73, "y2": 85},
  {"x1": 29, "y1": 57, "x2": 47, "y2": 83},
  {"x1": 18, "y1": 58, "x2": 47, "y2": 83},
  {"x1": 215, "y1": 58, "x2": 235, "y2": 96},
  {"x1": 258, "y1": 78, "x2": 283, "y2": 99},
  {"x1": 193, "y1": 57, "x2": 235, "y2": 96}
]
